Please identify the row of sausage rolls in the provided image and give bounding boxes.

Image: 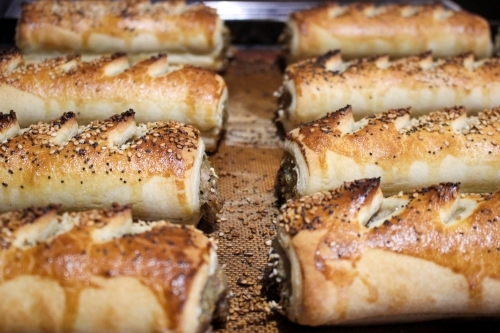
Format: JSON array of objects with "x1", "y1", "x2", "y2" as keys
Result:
[
  {"x1": 0, "y1": 110, "x2": 227, "y2": 331},
  {"x1": 278, "y1": 107, "x2": 500, "y2": 325},
  {"x1": 277, "y1": 7, "x2": 500, "y2": 323},
  {"x1": 4, "y1": 2, "x2": 231, "y2": 331}
]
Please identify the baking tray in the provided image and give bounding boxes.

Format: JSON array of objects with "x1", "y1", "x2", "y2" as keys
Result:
[{"x1": 1, "y1": 1, "x2": 500, "y2": 331}]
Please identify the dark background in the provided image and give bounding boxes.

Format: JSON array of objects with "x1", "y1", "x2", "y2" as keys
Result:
[
  {"x1": 0, "y1": 0, "x2": 497, "y2": 47},
  {"x1": 455, "y1": 0, "x2": 497, "y2": 22}
]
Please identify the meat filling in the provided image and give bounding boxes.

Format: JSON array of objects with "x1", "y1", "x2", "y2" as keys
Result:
[
  {"x1": 200, "y1": 155, "x2": 223, "y2": 219},
  {"x1": 278, "y1": 152, "x2": 299, "y2": 202},
  {"x1": 198, "y1": 265, "x2": 229, "y2": 332}
]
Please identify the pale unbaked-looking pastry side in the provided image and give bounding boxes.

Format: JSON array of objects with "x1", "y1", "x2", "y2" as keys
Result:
[
  {"x1": 274, "y1": 178, "x2": 500, "y2": 326},
  {"x1": 0, "y1": 204, "x2": 228, "y2": 333},
  {"x1": 0, "y1": 110, "x2": 221, "y2": 224},
  {"x1": 15, "y1": 0, "x2": 230, "y2": 70},
  {"x1": 276, "y1": 51, "x2": 500, "y2": 132},
  {"x1": 281, "y1": 2, "x2": 492, "y2": 63},
  {"x1": 280, "y1": 105, "x2": 500, "y2": 199},
  {"x1": 0, "y1": 49, "x2": 228, "y2": 152}
]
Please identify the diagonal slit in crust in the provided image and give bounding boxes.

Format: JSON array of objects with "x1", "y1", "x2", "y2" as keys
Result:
[
  {"x1": 10, "y1": 110, "x2": 140, "y2": 150},
  {"x1": 366, "y1": 197, "x2": 409, "y2": 228},
  {"x1": 0, "y1": 48, "x2": 23, "y2": 72},
  {"x1": 0, "y1": 111, "x2": 20, "y2": 142}
]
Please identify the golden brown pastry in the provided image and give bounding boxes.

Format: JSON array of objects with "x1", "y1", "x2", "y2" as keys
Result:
[
  {"x1": 15, "y1": 0, "x2": 230, "y2": 70},
  {"x1": 280, "y1": 105, "x2": 500, "y2": 200},
  {"x1": 0, "y1": 110, "x2": 221, "y2": 224},
  {"x1": 276, "y1": 51, "x2": 500, "y2": 132},
  {"x1": 281, "y1": 2, "x2": 492, "y2": 63},
  {"x1": 0, "y1": 204, "x2": 228, "y2": 332},
  {"x1": 275, "y1": 178, "x2": 500, "y2": 326},
  {"x1": 0, "y1": 49, "x2": 228, "y2": 152}
]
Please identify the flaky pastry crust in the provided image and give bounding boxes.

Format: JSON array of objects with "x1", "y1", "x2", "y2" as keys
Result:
[
  {"x1": 277, "y1": 51, "x2": 500, "y2": 132},
  {"x1": 15, "y1": 0, "x2": 230, "y2": 70},
  {"x1": 0, "y1": 49, "x2": 228, "y2": 152},
  {"x1": 281, "y1": 105, "x2": 500, "y2": 199},
  {"x1": 0, "y1": 204, "x2": 228, "y2": 333},
  {"x1": 276, "y1": 178, "x2": 500, "y2": 326},
  {"x1": 0, "y1": 110, "x2": 221, "y2": 224},
  {"x1": 282, "y1": 2, "x2": 492, "y2": 63}
]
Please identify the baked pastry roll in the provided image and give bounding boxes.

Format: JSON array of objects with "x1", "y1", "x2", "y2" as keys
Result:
[
  {"x1": 275, "y1": 178, "x2": 500, "y2": 326},
  {"x1": 281, "y1": 2, "x2": 492, "y2": 64},
  {"x1": 276, "y1": 51, "x2": 500, "y2": 132},
  {"x1": 280, "y1": 105, "x2": 500, "y2": 200},
  {"x1": 0, "y1": 110, "x2": 221, "y2": 224},
  {"x1": 15, "y1": 0, "x2": 230, "y2": 70},
  {"x1": 0, "y1": 204, "x2": 228, "y2": 333},
  {"x1": 0, "y1": 49, "x2": 228, "y2": 152}
]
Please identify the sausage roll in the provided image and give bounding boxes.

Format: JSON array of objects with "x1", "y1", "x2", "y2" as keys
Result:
[
  {"x1": 280, "y1": 105, "x2": 500, "y2": 200},
  {"x1": 276, "y1": 51, "x2": 500, "y2": 132},
  {"x1": 0, "y1": 204, "x2": 228, "y2": 333},
  {"x1": 0, "y1": 49, "x2": 228, "y2": 152},
  {"x1": 275, "y1": 178, "x2": 500, "y2": 326},
  {"x1": 281, "y1": 2, "x2": 492, "y2": 63},
  {"x1": 15, "y1": 0, "x2": 230, "y2": 70},
  {"x1": 0, "y1": 110, "x2": 221, "y2": 224}
]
